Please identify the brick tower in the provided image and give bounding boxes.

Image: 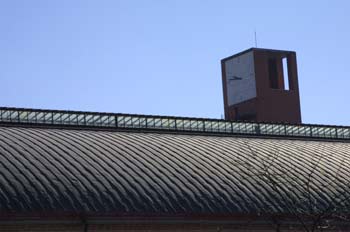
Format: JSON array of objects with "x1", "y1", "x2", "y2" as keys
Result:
[{"x1": 221, "y1": 48, "x2": 302, "y2": 124}]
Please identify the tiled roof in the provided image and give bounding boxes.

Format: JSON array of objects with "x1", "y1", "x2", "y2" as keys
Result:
[{"x1": 0, "y1": 125, "x2": 349, "y2": 218}]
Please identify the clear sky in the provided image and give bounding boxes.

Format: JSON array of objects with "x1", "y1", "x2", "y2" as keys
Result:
[{"x1": 1, "y1": 0, "x2": 349, "y2": 125}]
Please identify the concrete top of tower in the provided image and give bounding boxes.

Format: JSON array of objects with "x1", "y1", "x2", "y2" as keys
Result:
[{"x1": 221, "y1": 47, "x2": 296, "y2": 62}]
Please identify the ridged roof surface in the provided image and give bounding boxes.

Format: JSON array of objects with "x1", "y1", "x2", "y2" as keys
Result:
[{"x1": 0, "y1": 125, "x2": 350, "y2": 216}]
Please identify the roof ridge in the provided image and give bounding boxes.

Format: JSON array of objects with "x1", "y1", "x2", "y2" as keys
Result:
[{"x1": 0, "y1": 107, "x2": 349, "y2": 141}]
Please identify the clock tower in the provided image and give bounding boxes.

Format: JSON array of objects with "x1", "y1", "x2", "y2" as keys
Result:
[{"x1": 221, "y1": 48, "x2": 302, "y2": 124}]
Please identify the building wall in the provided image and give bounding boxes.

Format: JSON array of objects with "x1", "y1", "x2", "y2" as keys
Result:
[
  {"x1": 253, "y1": 50, "x2": 302, "y2": 123},
  {"x1": 0, "y1": 223, "x2": 349, "y2": 232}
]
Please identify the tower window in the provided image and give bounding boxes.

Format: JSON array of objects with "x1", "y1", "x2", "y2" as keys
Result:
[
  {"x1": 268, "y1": 58, "x2": 279, "y2": 89},
  {"x1": 282, "y1": 57, "x2": 290, "y2": 90},
  {"x1": 268, "y1": 56, "x2": 293, "y2": 90}
]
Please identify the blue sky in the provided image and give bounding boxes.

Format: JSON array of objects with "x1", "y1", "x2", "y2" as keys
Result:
[{"x1": 1, "y1": 0, "x2": 349, "y2": 125}]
